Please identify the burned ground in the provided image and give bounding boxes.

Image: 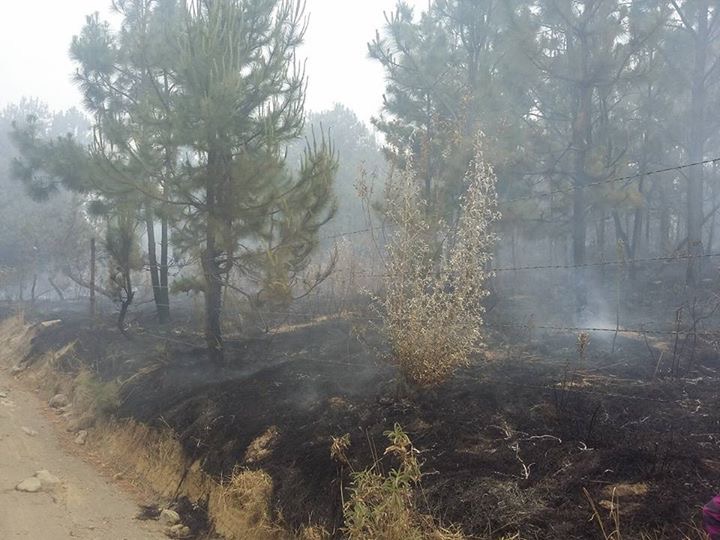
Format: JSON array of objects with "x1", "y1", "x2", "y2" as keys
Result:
[{"x1": 17, "y1": 307, "x2": 720, "y2": 539}]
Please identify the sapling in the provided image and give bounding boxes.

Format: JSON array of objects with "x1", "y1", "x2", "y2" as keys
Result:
[{"x1": 377, "y1": 136, "x2": 500, "y2": 387}]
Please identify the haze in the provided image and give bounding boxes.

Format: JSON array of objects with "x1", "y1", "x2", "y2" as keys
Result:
[
  {"x1": 1, "y1": 1, "x2": 720, "y2": 539},
  {"x1": 0, "y1": 0, "x2": 425, "y2": 124}
]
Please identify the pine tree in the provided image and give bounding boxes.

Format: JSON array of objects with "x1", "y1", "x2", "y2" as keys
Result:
[
  {"x1": 12, "y1": 0, "x2": 337, "y2": 363},
  {"x1": 153, "y1": 0, "x2": 337, "y2": 364}
]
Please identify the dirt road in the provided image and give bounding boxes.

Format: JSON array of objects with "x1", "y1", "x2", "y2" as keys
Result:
[{"x1": 0, "y1": 369, "x2": 165, "y2": 540}]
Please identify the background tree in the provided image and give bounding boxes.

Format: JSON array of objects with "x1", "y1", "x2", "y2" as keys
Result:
[
  {"x1": 0, "y1": 99, "x2": 94, "y2": 302},
  {"x1": 663, "y1": 0, "x2": 720, "y2": 285},
  {"x1": 370, "y1": 0, "x2": 530, "y2": 226},
  {"x1": 288, "y1": 104, "x2": 387, "y2": 238},
  {"x1": 70, "y1": 5, "x2": 177, "y2": 323}
]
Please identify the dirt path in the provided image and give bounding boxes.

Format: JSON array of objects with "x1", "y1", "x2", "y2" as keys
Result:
[{"x1": 0, "y1": 369, "x2": 165, "y2": 540}]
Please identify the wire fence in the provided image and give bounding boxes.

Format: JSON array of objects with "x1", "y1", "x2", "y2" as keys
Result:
[
  {"x1": 306, "y1": 251, "x2": 720, "y2": 278},
  {"x1": 503, "y1": 156, "x2": 720, "y2": 204},
  {"x1": 320, "y1": 156, "x2": 720, "y2": 241},
  {"x1": 130, "y1": 300, "x2": 716, "y2": 340}
]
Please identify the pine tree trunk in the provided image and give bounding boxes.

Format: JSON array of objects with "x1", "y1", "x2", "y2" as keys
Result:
[
  {"x1": 90, "y1": 238, "x2": 96, "y2": 319},
  {"x1": 48, "y1": 277, "x2": 64, "y2": 301},
  {"x1": 572, "y1": 80, "x2": 592, "y2": 316},
  {"x1": 144, "y1": 200, "x2": 170, "y2": 324},
  {"x1": 568, "y1": 8, "x2": 595, "y2": 317},
  {"x1": 30, "y1": 274, "x2": 37, "y2": 305},
  {"x1": 118, "y1": 277, "x2": 134, "y2": 334},
  {"x1": 203, "y1": 150, "x2": 225, "y2": 365},
  {"x1": 202, "y1": 244, "x2": 224, "y2": 365},
  {"x1": 144, "y1": 201, "x2": 164, "y2": 322},
  {"x1": 629, "y1": 176, "x2": 646, "y2": 281},
  {"x1": 686, "y1": 1, "x2": 709, "y2": 287},
  {"x1": 659, "y1": 186, "x2": 671, "y2": 254},
  {"x1": 159, "y1": 212, "x2": 170, "y2": 323},
  {"x1": 708, "y1": 163, "x2": 718, "y2": 254}
]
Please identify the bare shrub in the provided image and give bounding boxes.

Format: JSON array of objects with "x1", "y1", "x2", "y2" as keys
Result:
[{"x1": 377, "y1": 138, "x2": 500, "y2": 386}]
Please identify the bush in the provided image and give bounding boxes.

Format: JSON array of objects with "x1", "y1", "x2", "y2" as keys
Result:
[
  {"x1": 73, "y1": 370, "x2": 121, "y2": 417},
  {"x1": 377, "y1": 138, "x2": 500, "y2": 386},
  {"x1": 339, "y1": 424, "x2": 463, "y2": 540}
]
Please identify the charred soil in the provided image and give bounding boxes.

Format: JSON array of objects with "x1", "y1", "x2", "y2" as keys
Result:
[{"x1": 17, "y1": 307, "x2": 720, "y2": 539}]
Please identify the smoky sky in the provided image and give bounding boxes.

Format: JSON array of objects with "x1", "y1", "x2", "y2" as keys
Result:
[{"x1": 0, "y1": 0, "x2": 426, "y2": 125}]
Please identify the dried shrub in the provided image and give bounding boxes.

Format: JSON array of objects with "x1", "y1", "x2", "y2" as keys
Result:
[
  {"x1": 584, "y1": 488, "x2": 707, "y2": 540},
  {"x1": 377, "y1": 138, "x2": 500, "y2": 386},
  {"x1": 218, "y1": 466, "x2": 274, "y2": 527}
]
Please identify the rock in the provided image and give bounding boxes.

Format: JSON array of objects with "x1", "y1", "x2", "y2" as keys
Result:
[
  {"x1": 166, "y1": 524, "x2": 191, "y2": 539},
  {"x1": 35, "y1": 470, "x2": 61, "y2": 489},
  {"x1": 160, "y1": 508, "x2": 181, "y2": 526},
  {"x1": 11, "y1": 365, "x2": 25, "y2": 374},
  {"x1": 48, "y1": 394, "x2": 69, "y2": 409},
  {"x1": 16, "y1": 477, "x2": 42, "y2": 493},
  {"x1": 113, "y1": 472, "x2": 123, "y2": 480},
  {"x1": 68, "y1": 414, "x2": 94, "y2": 433},
  {"x1": 0, "y1": 391, "x2": 7, "y2": 398},
  {"x1": 21, "y1": 427, "x2": 38, "y2": 437},
  {"x1": 58, "y1": 405, "x2": 73, "y2": 414},
  {"x1": 74, "y1": 430, "x2": 88, "y2": 445}
]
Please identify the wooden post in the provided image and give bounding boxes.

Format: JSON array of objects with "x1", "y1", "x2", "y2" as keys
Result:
[{"x1": 90, "y1": 237, "x2": 96, "y2": 319}]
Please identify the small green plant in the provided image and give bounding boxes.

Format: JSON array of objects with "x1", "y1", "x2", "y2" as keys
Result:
[
  {"x1": 74, "y1": 370, "x2": 121, "y2": 417},
  {"x1": 337, "y1": 424, "x2": 463, "y2": 540}
]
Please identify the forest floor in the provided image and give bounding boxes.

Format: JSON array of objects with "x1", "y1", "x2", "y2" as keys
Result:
[
  {"x1": 0, "y1": 356, "x2": 166, "y2": 539},
  {"x1": 7, "y1": 303, "x2": 720, "y2": 539}
]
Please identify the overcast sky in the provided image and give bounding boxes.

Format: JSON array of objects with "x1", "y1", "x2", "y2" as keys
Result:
[{"x1": 0, "y1": 0, "x2": 426, "y2": 127}]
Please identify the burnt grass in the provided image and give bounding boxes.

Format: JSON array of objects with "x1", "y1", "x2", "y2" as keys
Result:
[{"x1": 20, "y1": 307, "x2": 720, "y2": 539}]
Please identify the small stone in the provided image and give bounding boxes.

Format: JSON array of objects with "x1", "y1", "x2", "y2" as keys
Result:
[
  {"x1": 21, "y1": 427, "x2": 38, "y2": 437},
  {"x1": 159, "y1": 508, "x2": 181, "y2": 526},
  {"x1": 74, "y1": 430, "x2": 88, "y2": 445},
  {"x1": 113, "y1": 472, "x2": 123, "y2": 480},
  {"x1": 0, "y1": 391, "x2": 7, "y2": 398},
  {"x1": 49, "y1": 394, "x2": 69, "y2": 409},
  {"x1": 11, "y1": 365, "x2": 25, "y2": 374},
  {"x1": 35, "y1": 470, "x2": 61, "y2": 489},
  {"x1": 167, "y1": 524, "x2": 191, "y2": 539},
  {"x1": 16, "y1": 477, "x2": 42, "y2": 493}
]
